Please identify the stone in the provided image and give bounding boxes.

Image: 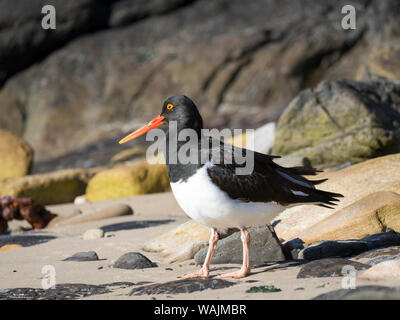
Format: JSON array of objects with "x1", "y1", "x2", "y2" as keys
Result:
[
  {"x1": 0, "y1": 244, "x2": 23, "y2": 251},
  {"x1": 297, "y1": 232, "x2": 400, "y2": 261},
  {"x1": 113, "y1": 252, "x2": 155, "y2": 270},
  {"x1": 73, "y1": 195, "x2": 86, "y2": 205},
  {"x1": 0, "y1": 129, "x2": 33, "y2": 179},
  {"x1": 0, "y1": 168, "x2": 99, "y2": 206},
  {"x1": 1, "y1": 1, "x2": 397, "y2": 167},
  {"x1": 356, "y1": 260, "x2": 400, "y2": 281},
  {"x1": 357, "y1": 44, "x2": 400, "y2": 81},
  {"x1": 313, "y1": 286, "x2": 400, "y2": 300},
  {"x1": 142, "y1": 220, "x2": 210, "y2": 253},
  {"x1": 130, "y1": 279, "x2": 235, "y2": 296},
  {"x1": 110, "y1": 146, "x2": 147, "y2": 165},
  {"x1": 273, "y1": 77, "x2": 400, "y2": 169},
  {"x1": 273, "y1": 153, "x2": 400, "y2": 241},
  {"x1": 160, "y1": 240, "x2": 208, "y2": 264},
  {"x1": 47, "y1": 203, "x2": 133, "y2": 228},
  {"x1": 353, "y1": 246, "x2": 400, "y2": 260},
  {"x1": 85, "y1": 162, "x2": 170, "y2": 201},
  {"x1": 298, "y1": 241, "x2": 369, "y2": 261},
  {"x1": 366, "y1": 254, "x2": 400, "y2": 266},
  {"x1": 194, "y1": 225, "x2": 286, "y2": 265},
  {"x1": 296, "y1": 258, "x2": 369, "y2": 278},
  {"x1": 297, "y1": 192, "x2": 400, "y2": 243},
  {"x1": 83, "y1": 229, "x2": 104, "y2": 240},
  {"x1": 63, "y1": 251, "x2": 99, "y2": 262}
]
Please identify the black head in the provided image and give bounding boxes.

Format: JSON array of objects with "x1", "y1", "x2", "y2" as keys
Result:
[
  {"x1": 119, "y1": 95, "x2": 203, "y2": 144},
  {"x1": 160, "y1": 95, "x2": 203, "y2": 133}
]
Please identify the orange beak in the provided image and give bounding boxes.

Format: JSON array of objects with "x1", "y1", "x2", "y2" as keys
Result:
[{"x1": 119, "y1": 114, "x2": 165, "y2": 144}]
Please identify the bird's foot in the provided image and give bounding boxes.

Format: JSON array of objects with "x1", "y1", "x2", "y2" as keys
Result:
[
  {"x1": 179, "y1": 267, "x2": 209, "y2": 280},
  {"x1": 216, "y1": 267, "x2": 250, "y2": 279}
]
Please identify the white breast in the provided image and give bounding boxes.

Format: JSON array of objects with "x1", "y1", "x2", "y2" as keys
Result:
[{"x1": 170, "y1": 162, "x2": 287, "y2": 229}]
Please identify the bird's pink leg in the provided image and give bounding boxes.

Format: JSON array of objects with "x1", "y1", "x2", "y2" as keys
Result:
[
  {"x1": 179, "y1": 227, "x2": 218, "y2": 280},
  {"x1": 217, "y1": 227, "x2": 251, "y2": 279}
]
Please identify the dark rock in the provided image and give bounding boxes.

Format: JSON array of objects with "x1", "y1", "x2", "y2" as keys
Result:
[
  {"x1": 313, "y1": 286, "x2": 400, "y2": 300},
  {"x1": 130, "y1": 279, "x2": 235, "y2": 296},
  {"x1": 63, "y1": 251, "x2": 99, "y2": 262},
  {"x1": 194, "y1": 225, "x2": 286, "y2": 265},
  {"x1": 282, "y1": 238, "x2": 305, "y2": 260},
  {"x1": 298, "y1": 240, "x2": 369, "y2": 261},
  {"x1": 297, "y1": 258, "x2": 369, "y2": 279},
  {"x1": 113, "y1": 252, "x2": 155, "y2": 270},
  {"x1": 0, "y1": 282, "x2": 136, "y2": 300},
  {"x1": 298, "y1": 231, "x2": 400, "y2": 261}
]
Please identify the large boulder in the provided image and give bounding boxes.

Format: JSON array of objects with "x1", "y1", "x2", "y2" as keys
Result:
[
  {"x1": 85, "y1": 161, "x2": 170, "y2": 201},
  {"x1": 273, "y1": 78, "x2": 400, "y2": 169},
  {"x1": 0, "y1": 129, "x2": 33, "y2": 179},
  {"x1": 0, "y1": 168, "x2": 98, "y2": 205},
  {"x1": 273, "y1": 153, "x2": 400, "y2": 241},
  {"x1": 297, "y1": 191, "x2": 400, "y2": 243},
  {"x1": 1, "y1": 0, "x2": 397, "y2": 164}
]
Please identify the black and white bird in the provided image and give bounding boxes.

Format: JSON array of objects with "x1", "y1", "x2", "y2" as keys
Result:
[{"x1": 119, "y1": 95, "x2": 343, "y2": 279}]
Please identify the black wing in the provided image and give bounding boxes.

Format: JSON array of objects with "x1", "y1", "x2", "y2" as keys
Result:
[{"x1": 206, "y1": 142, "x2": 343, "y2": 208}]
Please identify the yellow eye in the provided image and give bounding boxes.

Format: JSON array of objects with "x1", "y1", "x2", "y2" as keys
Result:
[{"x1": 166, "y1": 103, "x2": 174, "y2": 110}]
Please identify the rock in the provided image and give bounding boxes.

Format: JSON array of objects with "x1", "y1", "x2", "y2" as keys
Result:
[
  {"x1": 298, "y1": 241, "x2": 369, "y2": 261},
  {"x1": 0, "y1": 168, "x2": 99, "y2": 206},
  {"x1": 194, "y1": 225, "x2": 286, "y2": 265},
  {"x1": 113, "y1": 252, "x2": 155, "y2": 270},
  {"x1": 273, "y1": 155, "x2": 311, "y2": 168},
  {"x1": 353, "y1": 246, "x2": 400, "y2": 260},
  {"x1": 356, "y1": 260, "x2": 400, "y2": 281},
  {"x1": 160, "y1": 240, "x2": 208, "y2": 264},
  {"x1": 0, "y1": 129, "x2": 33, "y2": 179},
  {"x1": 47, "y1": 203, "x2": 133, "y2": 228},
  {"x1": 142, "y1": 220, "x2": 210, "y2": 253},
  {"x1": 130, "y1": 279, "x2": 235, "y2": 296},
  {"x1": 83, "y1": 228, "x2": 104, "y2": 240},
  {"x1": 366, "y1": 254, "x2": 400, "y2": 266},
  {"x1": 297, "y1": 192, "x2": 400, "y2": 243},
  {"x1": 85, "y1": 162, "x2": 170, "y2": 201},
  {"x1": 73, "y1": 195, "x2": 86, "y2": 205},
  {"x1": 0, "y1": 244, "x2": 23, "y2": 251},
  {"x1": 357, "y1": 44, "x2": 400, "y2": 81},
  {"x1": 273, "y1": 77, "x2": 400, "y2": 169},
  {"x1": 0, "y1": 0, "x2": 116, "y2": 87},
  {"x1": 1, "y1": 1, "x2": 396, "y2": 165},
  {"x1": 313, "y1": 286, "x2": 400, "y2": 300},
  {"x1": 273, "y1": 153, "x2": 400, "y2": 241},
  {"x1": 110, "y1": 146, "x2": 147, "y2": 165},
  {"x1": 63, "y1": 251, "x2": 99, "y2": 262},
  {"x1": 297, "y1": 231, "x2": 400, "y2": 261},
  {"x1": 297, "y1": 258, "x2": 369, "y2": 278}
]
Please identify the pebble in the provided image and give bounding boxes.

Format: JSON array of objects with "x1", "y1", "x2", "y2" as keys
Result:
[
  {"x1": 83, "y1": 228, "x2": 104, "y2": 240},
  {"x1": 113, "y1": 252, "x2": 155, "y2": 270},
  {"x1": 63, "y1": 251, "x2": 99, "y2": 262}
]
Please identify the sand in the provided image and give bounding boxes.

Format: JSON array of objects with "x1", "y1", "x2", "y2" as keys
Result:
[{"x1": 1, "y1": 192, "x2": 399, "y2": 300}]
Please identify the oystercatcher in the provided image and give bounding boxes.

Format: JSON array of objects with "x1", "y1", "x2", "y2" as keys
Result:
[{"x1": 119, "y1": 95, "x2": 343, "y2": 279}]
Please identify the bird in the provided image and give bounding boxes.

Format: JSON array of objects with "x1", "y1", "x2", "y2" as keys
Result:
[{"x1": 119, "y1": 94, "x2": 343, "y2": 279}]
